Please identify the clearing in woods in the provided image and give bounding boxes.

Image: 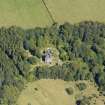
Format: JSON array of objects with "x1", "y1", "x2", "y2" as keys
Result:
[{"x1": 17, "y1": 79, "x2": 105, "y2": 105}]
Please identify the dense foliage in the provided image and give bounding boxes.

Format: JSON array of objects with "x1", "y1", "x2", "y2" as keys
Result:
[{"x1": 0, "y1": 21, "x2": 105, "y2": 104}]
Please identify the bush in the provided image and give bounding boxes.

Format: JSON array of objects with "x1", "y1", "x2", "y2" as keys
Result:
[
  {"x1": 65, "y1": 87, "x2": 74, "y2": 95},
  {"x1": 27, "y1": 56, "x2": 39, "y2": 64},
  {"x1": 59, "y1": 48, "x2": 69, "y2": 61},
  {"x1": 76, "y1": 83, "x2": 87, "y2": 91},
  {"x1": 76, "y1": 96, "x2": 90, "y2": 105}
]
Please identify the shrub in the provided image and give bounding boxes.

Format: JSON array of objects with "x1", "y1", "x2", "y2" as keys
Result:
[
  {"x1": 65, "y1": 87, "x2": 74, "y2": 95},
  {"x1": 27, "y1": 56, "x2": 39, "y2": 64},
  {"x1": 76, "y1": 96, "x2": 90, "y2": 105},
  {"x1": 76, "y1": 83, "x2": 87, "y2": 91}
]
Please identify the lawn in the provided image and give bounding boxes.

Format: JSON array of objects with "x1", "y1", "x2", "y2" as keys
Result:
[
  {"x1": 0, "y1": 0, "x2": 52, "y2": 28},
  {"x1": 44, "y1": 0, "x2": 105, "y2": 24}
]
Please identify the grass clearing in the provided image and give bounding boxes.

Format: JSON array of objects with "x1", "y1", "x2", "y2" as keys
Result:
[
  {"x1": 0, "y1": 0, "x2": 52, "y2": 28},
  {"x1": 17, "y1": 79, "x2": 105, "y2": 105},
  {"x1": 26, "y1": 47, "x2": 60, "y2": 72},
  {"x1": 44, "y1": 0, "x2": 105, "y2": 24},
  {"x1": 17, "y1": 80, "x2": 75, "y2": 105}
]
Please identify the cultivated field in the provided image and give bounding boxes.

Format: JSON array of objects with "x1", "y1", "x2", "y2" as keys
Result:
[
  {"x1": 17, "y1": 79, "x2": 105, "y2": 105},
  {"x1": 0, "y1": 0, "x2": 52, "y2": 28},
  {"x1": 0, "y1": 0, "x2": 105, "y2": 27},
  {"x1": 44, "y1": 0, "x2": 105, "y2": 24}
]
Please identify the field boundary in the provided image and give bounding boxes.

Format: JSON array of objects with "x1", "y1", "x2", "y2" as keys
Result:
[{"x1": 41, "y1": 0, "x2": 55, "y2": 23}]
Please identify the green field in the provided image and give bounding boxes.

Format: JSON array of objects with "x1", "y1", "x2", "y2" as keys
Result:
[
  {"x1": 0, "y1": 0, "x2": 52, "y2": 28},
  {"x1": 17, "y1": 80, "x2": 105, "y2": 105},
  {"x1": 0, "y1": 0, "x2": 105, "y2": 27},
  {"x1": 44, "y1": 0, "x2": 105, "y2": 24}
]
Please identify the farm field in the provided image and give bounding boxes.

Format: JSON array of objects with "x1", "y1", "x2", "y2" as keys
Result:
[
  {"x1": 0, "y1": 0, "x2": 52, "y2": 28},
  {"x1": 44, "y1": 0, "x2": 105, "y2": 24},
  {"x1": 17, "y1": 80, "x2": 105, "y2": 105},
  {"x1": 0, "y1": 0, "x2": 105, "y2": 27}
]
